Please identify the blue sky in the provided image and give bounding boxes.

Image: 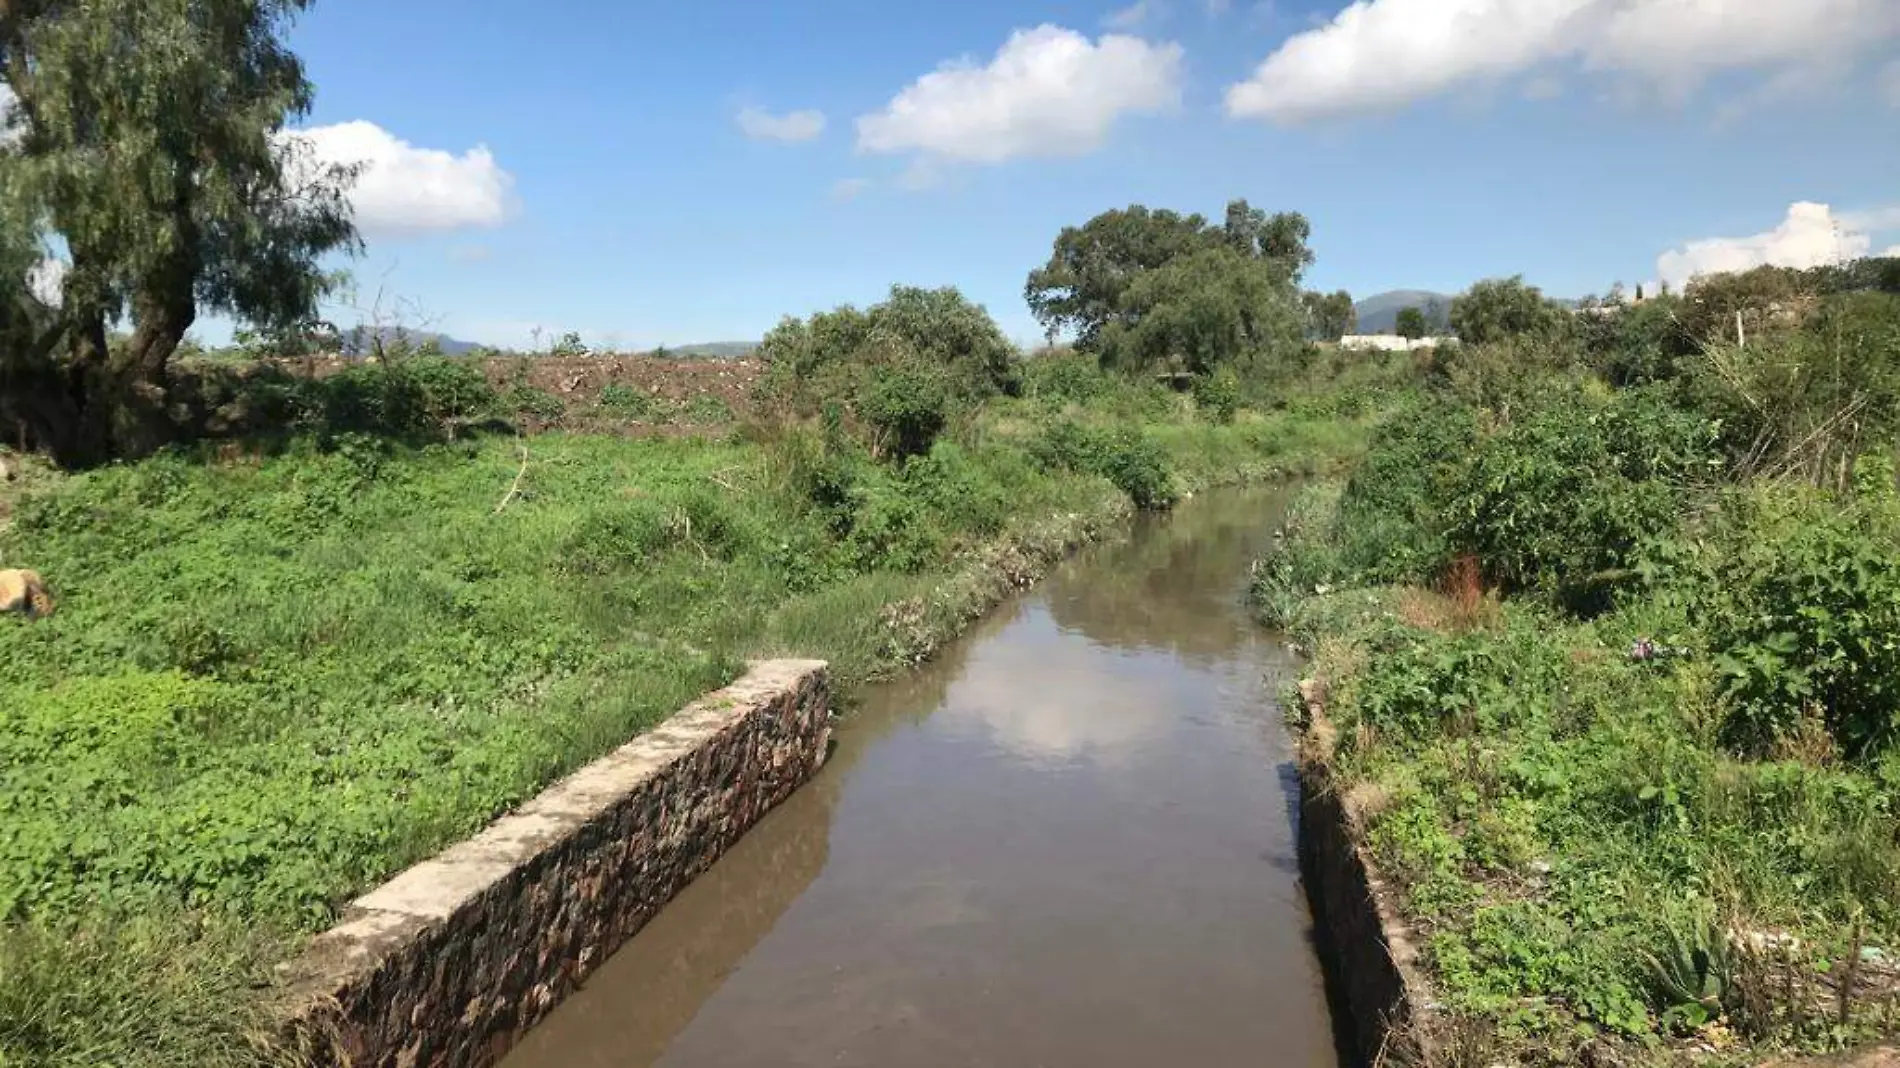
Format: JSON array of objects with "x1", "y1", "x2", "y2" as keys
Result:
[{"x1": 276, "y1": 0, "x2": 1900, "y2": 348}]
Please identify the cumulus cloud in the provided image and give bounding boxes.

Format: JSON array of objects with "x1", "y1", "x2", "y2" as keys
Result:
[
  {"x1": 1656, "y1": 202, "x2": 1878, "y2": 288},
  {"x1": 735, "y1": 106, "x2": 827, "y2": 143},
  {"x1": 1227, "y1": 0, "x2": 1900, "y2": 123},
  {"x1": 285, "y1": 121, "x2": 514, "y2": 239},
  {"x1": 857, "y1": 25, "x2": 1182, "y2": 166}
]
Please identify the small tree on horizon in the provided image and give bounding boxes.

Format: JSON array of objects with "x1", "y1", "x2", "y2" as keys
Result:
[{"x1": 1395, "y1": 307, "x2": 1427, "y2": 340}]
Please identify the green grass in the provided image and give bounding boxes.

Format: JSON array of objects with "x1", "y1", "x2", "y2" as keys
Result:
[{"x1": 0, "y1": 388, "x2": 1366, "y2": 1066}]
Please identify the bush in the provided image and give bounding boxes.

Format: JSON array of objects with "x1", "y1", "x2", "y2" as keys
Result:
[
  {"x1": 858, "y1": 361, "x2": 953, "y2": 460},
  {"x1": 1332, "y1": 395, "x2": 1479, "y2": 583},
  {"x1": 1445, "y1": 386, "x2": 1719, "y2": 608},
  {"x1": 1702, "y1": 467, "x2": 1900, "y2": 757},
  {"x1": 759, "y1": 285, "x2": 1021, "y2": 402},
  {"x1": 1030, "y1": 419, "x2": 1177, "y2": 509},
  {"x1": 1449, "y1": 276, "x2": 1571, "y2": 347},
  {"x1": 505, "y1": 385, "x2": 566, "y2": 423},
  {"x1": 1676, "y1": 293, "x2": 1900, "y2": 488},
  {"x1": 599, "y1": 383, "x2": 655, "y2": 417},
  {"x1": 1192, "y1": 367, "x2": 1241, "y2": 424},
  {"x1": 1022, "y1": 350, "x2": 1111, "y2": 406}
]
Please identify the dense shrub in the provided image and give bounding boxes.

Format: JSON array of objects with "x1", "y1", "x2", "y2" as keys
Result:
[
  {"x1": 858, "y1": 361, "x2": 953, "y2": 460},
  {"x1": 1332, "y1": 395, "x2": 1479, "y2": 583},
  {"x1": 1192, "y1": 367, "x2": 1241, "y2": 424},
  {"x1": 1022, "y1": 350, "x2": 1111, "y2": 406},
  {"x1": 759, "y1": 285, "x2": 1021, "y2": 402},
  {"x1": 598, "y1": 383, "x2": 654, "y2": 417},
  {"x1": 1701, "y1": 467, "x2": 1900, "y2": 757},
  {"x1": 1030, "y1": 419, "x2": 1177, "y2": 509},
  {"x1": 1680, "y1": 292, "x2": 1900, "y2": 486},
  {"x1": 1445, "y1": 386, "x2": 1719, "y2": 607},
  {"x1": 1448, "y1": 276, "x2": 1571, "y2": 347}
]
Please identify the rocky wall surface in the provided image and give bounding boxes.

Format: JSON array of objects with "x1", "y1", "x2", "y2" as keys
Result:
[
  {"x1": 1296, "y1": 686, "x2": 1437, "y2": 1068},
  {"x1": 276, "y1": 659, "x2": 833, "y2": 1068}
]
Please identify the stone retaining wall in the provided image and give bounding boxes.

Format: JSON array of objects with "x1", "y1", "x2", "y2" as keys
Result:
[
  {"x1": 1296, "y1": 691, "x2": 1437, "y2": 1067},
  {"x1": 276, "y1": 659, "x2": 833, "y2": 1068}
]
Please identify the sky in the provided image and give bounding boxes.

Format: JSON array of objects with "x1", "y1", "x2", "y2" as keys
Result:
[{"x1": 236, "y1": 0, "x2": 1900, "y2": 347}]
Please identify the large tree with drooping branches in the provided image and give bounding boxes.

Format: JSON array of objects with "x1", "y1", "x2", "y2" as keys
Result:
[{"x1": 0, "y1": 0, "x2": 358, "y2": 464}]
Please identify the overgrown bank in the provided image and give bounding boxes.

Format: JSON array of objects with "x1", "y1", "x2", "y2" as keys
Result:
[
  {"x1": 0, "y1": 295, "x2": 1378, "y2": 1066},
  {"x1": 1257, "y1": 266, "x2": 1900, "y2": 1064}
]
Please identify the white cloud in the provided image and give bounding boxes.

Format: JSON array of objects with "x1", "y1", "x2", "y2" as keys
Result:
[
  {"x1": 1227, "y1": 0, "x2": 1900, "y2": 123},
  {"x1": 857, "y1": 25, "x2": 1182, "y2": 166},
  {"x1": 285, "y1": 121, "x2": 515, "y2": 239},
  {"x1": 735, "y1": 106, "x2": 827, "y2": 143},
  {"x1": 1656, "y1": 202, "x2": 1876, "y2": 288},
  {"x1": 1886, "y1": 244, "x2": 1900, "y2": 257},
  {"x1": 830, "y1": 177, "x2": 872, "y2": 201},
  {"x1": 1106, "y1": 0, "x2": 1164, "y2": 29}
]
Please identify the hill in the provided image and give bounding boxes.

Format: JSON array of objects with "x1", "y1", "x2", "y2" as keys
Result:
[
  {"x1": 1353, "y1": 290, "x2": 1454, "y2": 334},
  {"x1": 340, "y1": 326, "x2": 484, "y2": 356},
  {"x1": 664, "y1": 340, "x2": 758, "y2": 359}
]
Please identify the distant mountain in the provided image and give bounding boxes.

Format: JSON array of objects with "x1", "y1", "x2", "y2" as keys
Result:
[
  {"x1": 1353, "y1": 290, "x2": 1455, "y2": 335},
  {"x1": 340, "y1": 326, "x2": 484, "y2": 357},
  {"x1": 663, "y1": 341, "x2": 758, "y2": 359}
]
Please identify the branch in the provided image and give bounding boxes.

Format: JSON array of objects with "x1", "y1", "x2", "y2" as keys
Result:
[{"x1": 493, "y1": 441, "x2": 530, "y2": 515}]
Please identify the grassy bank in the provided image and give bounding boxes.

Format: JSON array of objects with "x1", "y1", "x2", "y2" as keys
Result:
[
  {"x1": 1257, "y1": 275, "x2": 1900, "y2": 1063},
  {"x1": 0, "y1": 345, "x2": 1373, "y2": 1065}
]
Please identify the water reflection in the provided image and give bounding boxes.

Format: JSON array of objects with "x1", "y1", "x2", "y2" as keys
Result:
[{"x1": 503, "y1": 486, "x2": 1334, "y2": 1068}]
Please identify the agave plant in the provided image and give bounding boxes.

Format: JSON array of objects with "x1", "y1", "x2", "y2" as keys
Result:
[{"x1": 1644, "y1": 909, "x2": 1738, "y2": 1029}]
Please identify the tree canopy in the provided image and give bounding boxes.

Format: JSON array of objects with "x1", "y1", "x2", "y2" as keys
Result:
[
  {"x1": 1024, "y1": 199, "x2": 1312, "y2": 374},
  {"x1": 0, "y1": 0, "x2": 358, "y2": 464},
  {"x1": 1303, "y1": 289, "x2": 1355, "y2": 341},
  {"x1": 1395, "y1": 307, "x2": 1427, "y2": 340},
  {"x1": 759, "y1": 284, "x2": 1019, "y2": 399},
  {"x1": 1448, "y1": 276, "x2": 1569, "y2": 347}
]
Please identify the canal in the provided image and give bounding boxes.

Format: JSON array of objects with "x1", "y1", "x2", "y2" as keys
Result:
[{"x1": 504, "y1": 486, "x2": 1337, "y2": 1067}]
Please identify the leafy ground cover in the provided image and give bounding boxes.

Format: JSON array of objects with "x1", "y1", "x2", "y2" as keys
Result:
[{"x1": 1257, "y1": 269, "x2": 1900, "y2": 1064}]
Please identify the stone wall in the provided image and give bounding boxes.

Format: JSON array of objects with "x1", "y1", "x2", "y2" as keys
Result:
[
  {"x1": 1296, "y1": 693, "x2": 1437, "y2": 1067},
  {"x1": 276, "y1": 659, "x2": 833, "y2": 1068}
]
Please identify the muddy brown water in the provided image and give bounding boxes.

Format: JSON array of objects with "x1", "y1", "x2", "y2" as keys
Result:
[{"x1": 504, "y1": 487, "x2": 1337, "y2": 1068}]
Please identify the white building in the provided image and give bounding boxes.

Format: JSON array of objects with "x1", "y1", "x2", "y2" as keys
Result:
[{"x1": 1339, "y1": 334, "x2": 1455, "y2": 352}]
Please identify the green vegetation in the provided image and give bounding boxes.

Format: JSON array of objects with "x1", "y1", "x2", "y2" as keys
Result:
[
  {"x1": 0, "y1": 162, "x2": 1382, "y2": 1061},
  {"x1": 1257, "y1": 259, "x2": 1900, "y2": 1062},
  {"x1": 1, "y1": 0, "x2": 357, "y2": 465},
  {"x1": 1395, "y1": 306, "x2": 1427, "y2": 340}
]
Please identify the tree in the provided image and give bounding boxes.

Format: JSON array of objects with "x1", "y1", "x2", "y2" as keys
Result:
[
  {"x1": 1096, "y1": 246, "x2": 1302, "y2": 376},
  {"x1": 1221, "y1": 200, "x2": 1314, "y2": 283},
  {"x1": 0, "y1": 0, "x2": 359, "y2": 464},
  {"x1": 1394, "y1": 307, "x2": 1427, "y2": 340},
  {"x1": 760, "y1": 284, "x2": 1020, "y2": 400},
  {"x1": 1302, "y1": 289, "x2": 1355, "y2": 341},
  {"x1": 1023, "y1": 205, "x2": 1214, "y2": 352},
  {"x1": 1024, "y1": 198, "x2": 1314, "y2": 354},
  {"x1": 1448, "y1": 276, "x2": 1569, "y2": 346}
]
